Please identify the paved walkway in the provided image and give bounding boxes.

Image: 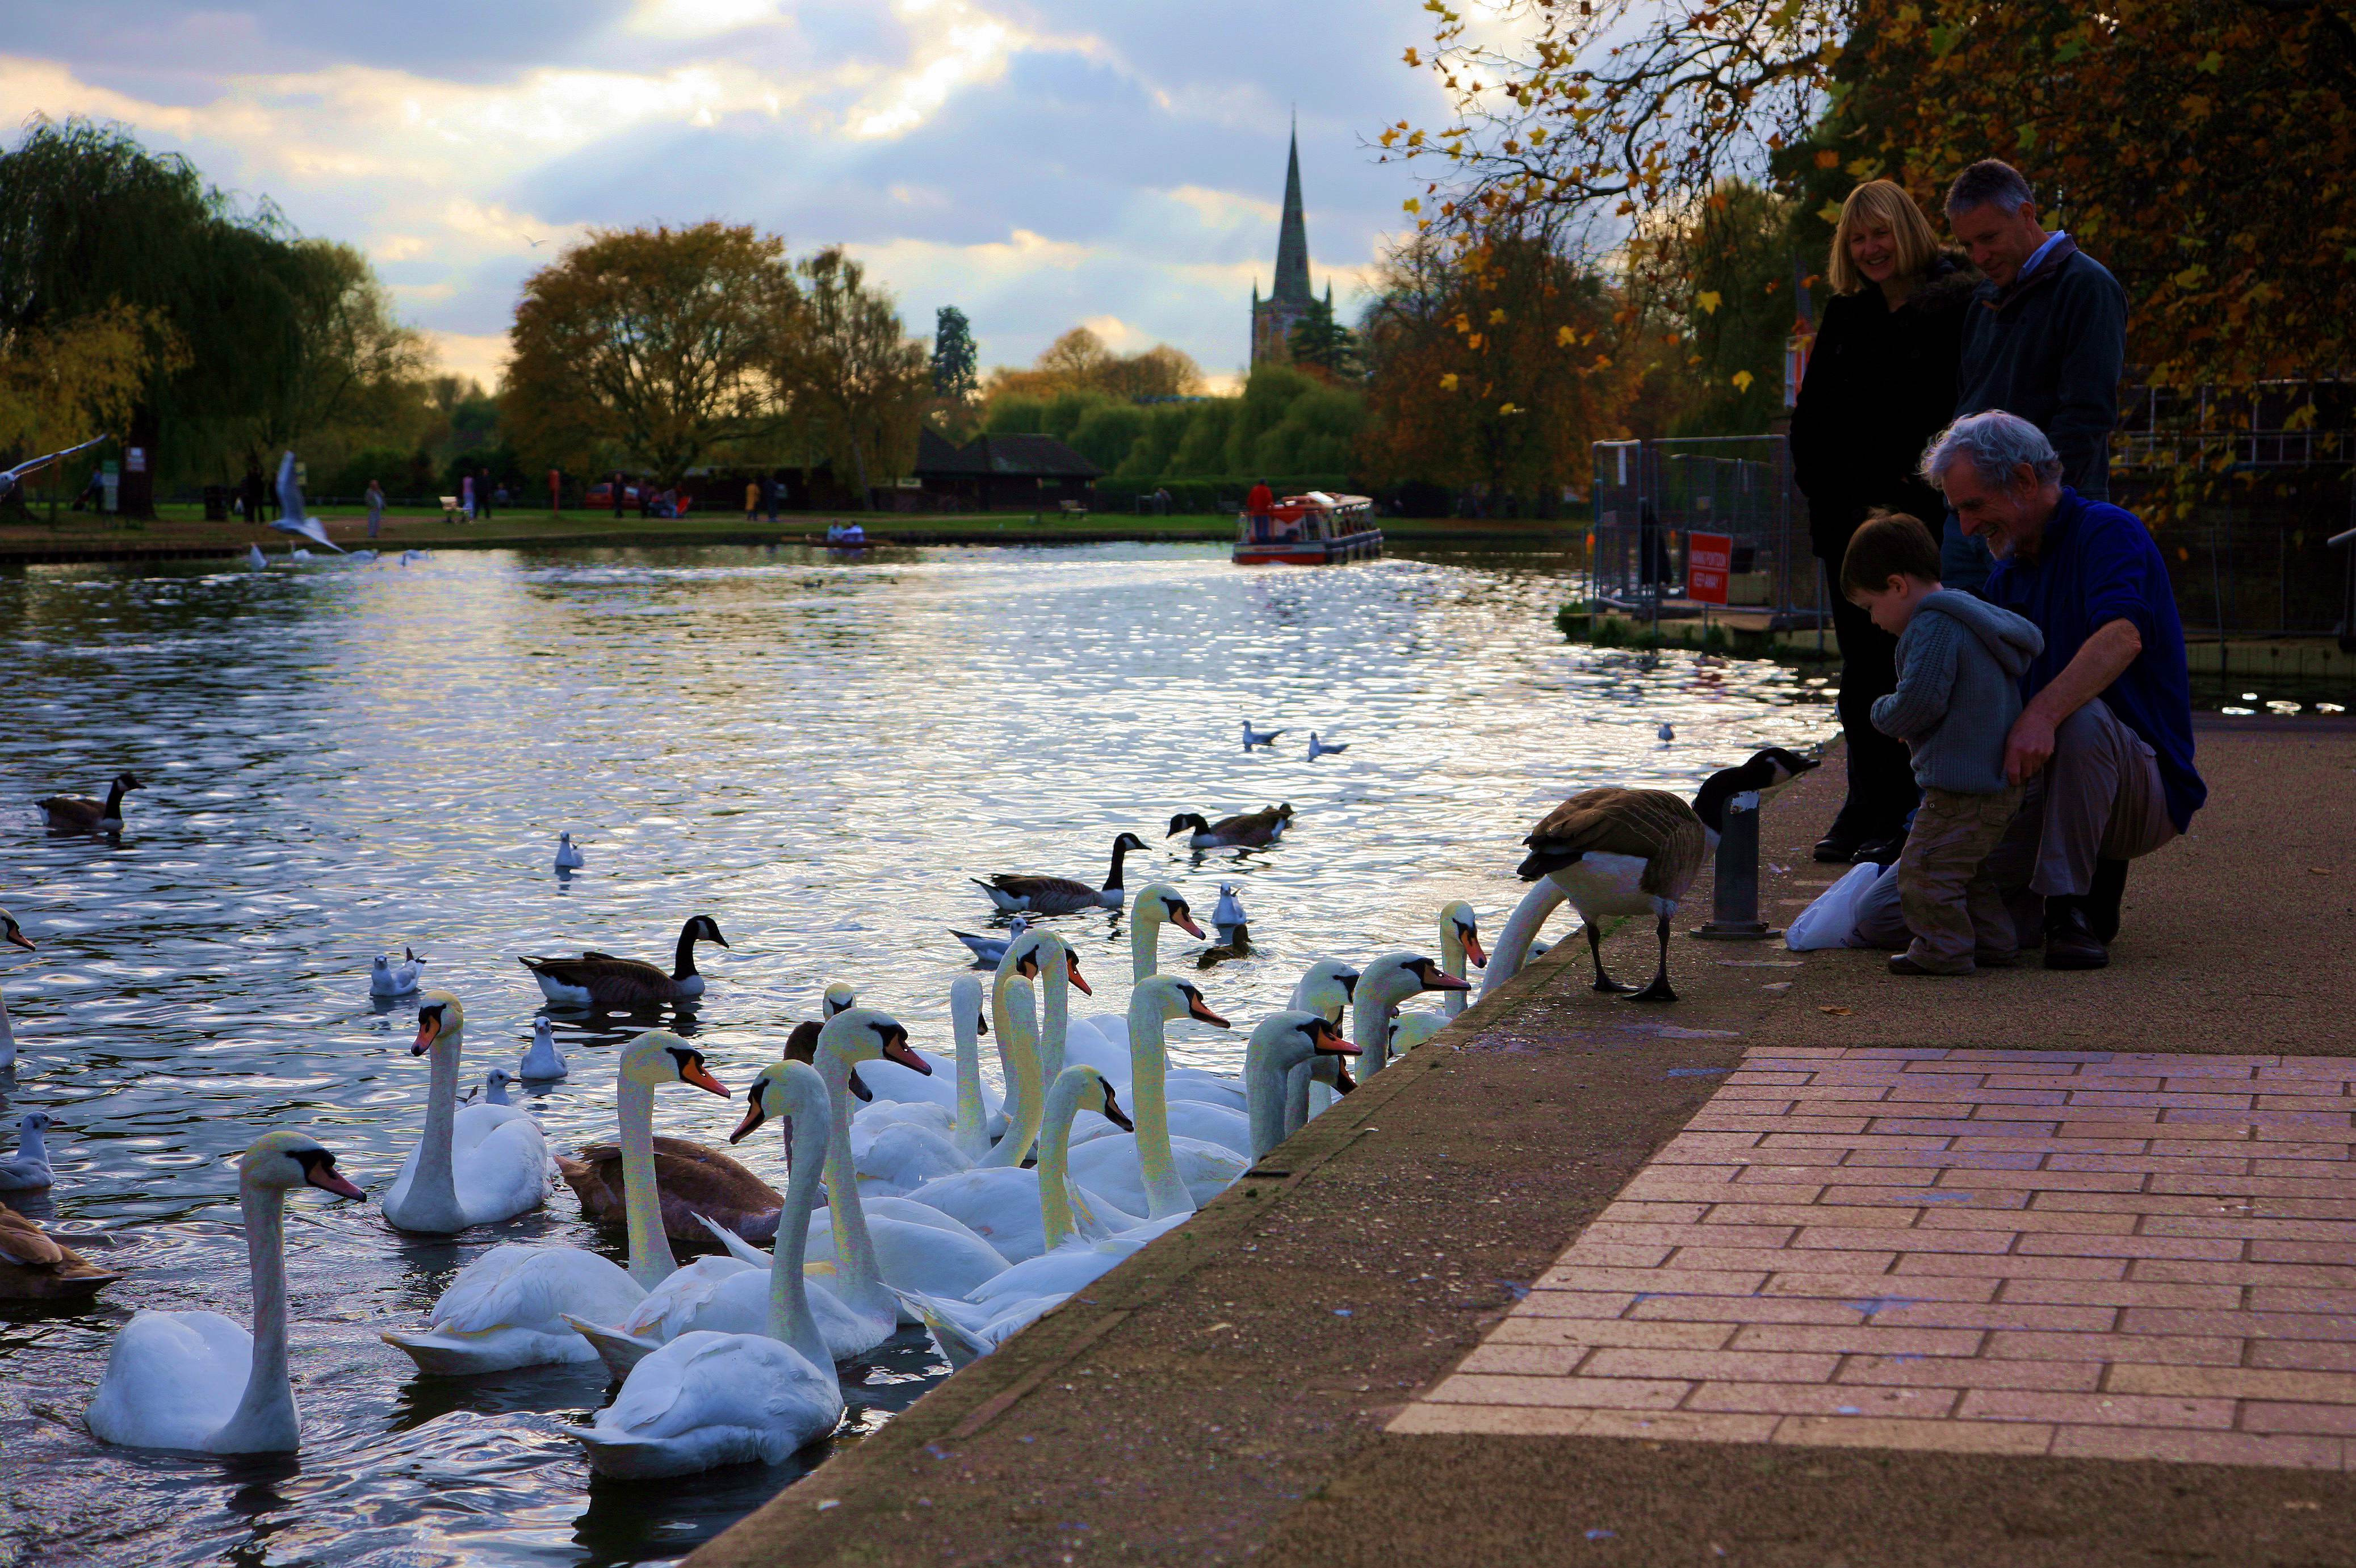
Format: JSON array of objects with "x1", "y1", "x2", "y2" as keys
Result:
[{"x1": 694, "y1": 719, "x2": 2356, "y2": 1568}]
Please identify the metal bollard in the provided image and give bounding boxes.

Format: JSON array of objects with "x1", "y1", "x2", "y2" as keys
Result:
[{"x1": 1691, "y1": 790, "x2": 1776, "y2": 940}]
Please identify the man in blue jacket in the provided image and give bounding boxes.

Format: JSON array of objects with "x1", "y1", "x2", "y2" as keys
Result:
[
  {"x1": 1939, "y1": 161, "x2": 2127, "y2": 592},
  {"x1": 1854, "y1": 412, "x2": 2204, "y2": 969}
]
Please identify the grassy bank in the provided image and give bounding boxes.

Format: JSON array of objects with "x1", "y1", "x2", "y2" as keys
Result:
[{"x1": 0, "y1": 508, "x2": 1582, "y2": 561}]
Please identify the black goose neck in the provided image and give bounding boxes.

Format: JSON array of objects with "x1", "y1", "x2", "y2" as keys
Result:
[
  {"x1": 673, "y1": 922, "x2": 701, "y2": 980},
  {"x1": 1103, "y1": 838, "x2": 1132, "y2": 891}
]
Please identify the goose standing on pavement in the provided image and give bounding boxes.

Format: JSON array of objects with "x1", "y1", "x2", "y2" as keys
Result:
[
  {"x1": 1515, "y1": 746, "x2": 1819, "y2": 1002},
  {"x1": 1167, "y1": 804, "x2": 1293, "y2": 849},
  {"x1": 972, "y1": 832, "x2": 1149, "y2": 914},
  {"x1": 521, "y1": 915, "x2": 729, "y2": 1009},
  {"x1": 39, "y1": 773, "x2": 142, "y2": 835}
]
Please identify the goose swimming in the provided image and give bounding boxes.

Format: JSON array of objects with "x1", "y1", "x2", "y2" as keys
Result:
[
  {"x1": 1167, "y1": 804, "x2": 1293, "y2": 849},
  {"x1": 0, "y1": 1200, "x2": 118, "y2": 1300},
  {"x1": 38, "y1": 773, "x2": 142, "y2": 835},
  {"x1": 1515, "y1": 745, "x2": 1818, "y2": 1002},
  {"x1": 972, "y1": 832, "x2": 1148, "y2": 914},
  {"x1": 521, "y1": 914, "x2": 729, "y2": 1009},
  {"x1": 86, "y1": 1132, "x2": 365, "y2": 1451}
]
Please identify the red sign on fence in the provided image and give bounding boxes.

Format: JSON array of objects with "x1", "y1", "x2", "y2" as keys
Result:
[{"x1": 1687, "y1": 531, "x2": 1733, "y2": 605}]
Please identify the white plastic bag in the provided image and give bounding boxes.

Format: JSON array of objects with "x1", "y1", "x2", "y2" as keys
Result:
[{"x1": 1784, "y1": 861, "x2": 1884, "y2": 950}]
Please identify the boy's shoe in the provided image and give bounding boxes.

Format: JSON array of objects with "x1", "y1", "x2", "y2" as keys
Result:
[
  {"x1": 1852, "y1": 833, "x2": 1908, "y2": 866},
  {"x1": 2043, "y1": 903, "x2": 2110, "y2": 970},
  {"x1": 1889, "y1": 953, "x2": 1974, "y2": 976},
  {"x1": 2086, "y1": 858, "x2": 2129, "y2": 944}
]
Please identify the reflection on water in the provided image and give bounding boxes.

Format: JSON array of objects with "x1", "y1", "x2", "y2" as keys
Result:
[{"x1": 0, "y1": 542, "x2": 1827, "y2": 1566}]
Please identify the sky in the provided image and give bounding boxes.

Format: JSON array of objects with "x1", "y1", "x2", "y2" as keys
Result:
[{"x1": 0, "y1": 1, "x2": 1453, "y2": 391}]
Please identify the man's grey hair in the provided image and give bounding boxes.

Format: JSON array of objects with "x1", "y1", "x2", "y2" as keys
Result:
[
  {"x1": 1920, "y1": 410, "x2": 2064, "y2": 493},
  {"x1": 1944, "y1": 159, "x2": 2035, "y2": 216}
]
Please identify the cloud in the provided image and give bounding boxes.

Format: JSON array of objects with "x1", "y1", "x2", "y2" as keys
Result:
[{"x1": 0, "y1": 0, "x2": 1447, "y2": 380}]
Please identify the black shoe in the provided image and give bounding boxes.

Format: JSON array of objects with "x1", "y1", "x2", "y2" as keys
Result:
[
  {"x1": 1814, "y1": 826, "x2": 1867, "y2": 863},
  {"x1": 2043, "y1": 903, "x2": 2110, "y2": 970},
  {"x1": 2086, "y1": 858, "x2": 2128, "y2": 944},
  {"x1": 1852, "y1": 832, "x2": 1908, "y2": 866}
]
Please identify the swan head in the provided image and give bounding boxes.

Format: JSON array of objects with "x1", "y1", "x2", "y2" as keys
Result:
[
  {"x1": 1251, "y1": 1011, "x2": 1360, "y2": 1073},
  {"x1": 1057, "y1": 1065, "x2": 1133, "y2": 1133},
  {"x1": 239, "y1": 1130, "x2": 365, "y2": 1199},
  {"x1": 1166, "y1": 813, "x2": 1210, "y2": 838},
  {"x1": 1363, "y1": 954, "x2": 1470, "y2": 1004},
  {"x1": 999, "y1": 932, "x2": 1092, "y2": 996},
  {"x1": 822, "y1": 982, "x2": 857, "y2": 1018},
  {"x1": 1441, "y1": 902, "x2": 1486, "y2": 969},
  {"x1": 682, "y1": 915, "x2": 730, "y2": 949},
  {"x1": 0, "y1": 909, "x2": 33, "y2": 952},
  {"x1": 619, "y1": 1030, "x2": 730, "y2": 1096},
  {"x1": 1296, "y1": 959, "x2": 1360, "y2": 1021},
  {"x1": 1135, "y1": 883, "x2": 1205, "y2": 939},
  {"x1": 411, "y1": 991, "x2": 464, "y2": 1054},
  {"x1": 818, "y1": 1007, "x2": 930, "y2": 1076},
  {"x1": 728, "y1": 1059, "x2": 829, "y2": 1143},
  {"x1": 949, "y1": 975, "x2": 988, "y2": 1037},
  {"x1": 1134, "y1": 974, "x2": 1230, "y2": 1030}
]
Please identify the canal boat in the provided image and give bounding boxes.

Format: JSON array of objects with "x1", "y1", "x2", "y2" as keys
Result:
[{"x1": 1231, "y1": 492, "x2": 1383, "y2": 566}]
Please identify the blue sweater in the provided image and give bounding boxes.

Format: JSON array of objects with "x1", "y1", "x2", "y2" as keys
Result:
[
  {"x1": 1981, "y1": 489, "x2": 2206, "y2": 832},
  {"x1": 1871, "y1": 592, "x2": 2045, "y2": 795}
]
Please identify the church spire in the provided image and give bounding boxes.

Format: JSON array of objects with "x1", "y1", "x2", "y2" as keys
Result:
[{"x1": 1272, "y1": 119, "x2": 1311, "y2": 307}]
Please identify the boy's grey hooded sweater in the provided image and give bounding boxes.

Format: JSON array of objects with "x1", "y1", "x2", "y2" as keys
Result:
[{"x1": 1870, "y1": 590, "x2": 2047, "y2": 795}]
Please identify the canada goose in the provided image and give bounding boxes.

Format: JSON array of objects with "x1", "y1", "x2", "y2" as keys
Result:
[
  {"x1": 1167, "y1": 804, "x2": 1293, "y2": 849},
  {"x1": 39, "y1": 773, "x2": 142, "y2": 835},
  {"x1": 0, "y1": 1201, "x2": 118, "y2": 1300},
  {"x1": 558, "y1": 1133, "x2": 783, "y2": 1246},
  {"x1": 1516, "y1": 746, "x2": 1818, "y2": 1003},
  {"x1": 1306, "y1": 732, "x2": 1348, "y2": 760},
  {"x1": 1241, "y1": 721, "x2": 1286, "y2": 750},
  {"x1": 0, "y1": 909, "x2": 34, "y2": 1074},
  {"x1": 972, "y1": 833, "x2": 1149, "y2": 914},
  {"x1": 521, "y1": 915, "x2": 729, "y2": 1009}
]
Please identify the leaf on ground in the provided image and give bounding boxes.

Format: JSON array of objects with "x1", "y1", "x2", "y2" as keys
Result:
[{"x1": 1819, "y1": 1005, "x2": 1852, "y2": 1016}]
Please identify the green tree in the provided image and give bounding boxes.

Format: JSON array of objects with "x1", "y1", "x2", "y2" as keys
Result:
[
  {"x1": 1675, "y1": 182, "x2": 1802, "y2": 437},
  {"x1": 931, "y1": 305, "x2": 978, "y2": 403},
  {"x1": 505, "y1": 221, "x2": 798, "y2": 483},
  {"x1": 1286, "y1": 295, "x2": 1361, "y2": 379},
  {"x1": 779, "y1": 247, "x2": 930, "y2": 506}
]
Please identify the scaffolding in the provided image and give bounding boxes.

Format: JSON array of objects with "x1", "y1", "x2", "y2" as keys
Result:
[{"x1": 1587, "y1": 435, "x2": 1829, "y2": 630}]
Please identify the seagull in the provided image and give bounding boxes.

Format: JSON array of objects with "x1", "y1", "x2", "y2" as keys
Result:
[
  {"x1": 1657, "y1": 722, "x2": 1675, "y2": 742},
  {"x1": 400, "y1": 549, "x2": 429, "y2": 565},
  {"x1": 481, "y1": 1067, "x2": 516, "y2": 1106},
  {"x1": 519, "y1": 1017, "x2": 568, "y2": 1080},
  {"x1": 949, "y1": 915, "x2": 1029, "y2": 966},
  {"x1": 0, "y1": 434, "x2": 109, "y2": 506},
  {"x1": 1307, "y1": 732, "x2": 1348, "y2": 760},
  {"x1": 554, "y1": 832, "x2": 585, "y2": 872},
  {"x1": 245, "y1": 544, "x2": 267, "y2": 570},
  {"x1": 1212, "y1": 883, "x2": 1248, "y2": 941},
  {"x1": 1242, "y1": 721, "x2": 1286, "y2": 750},
  {"x1": 368, "y1": 947, "x2": 426, "y2": 998},
  {"x1": 345, "y1": 548, "x2": 378, "y2": 564},
  {"x1": 267, "y1": 451, "x2": 345, "y2": 554}
]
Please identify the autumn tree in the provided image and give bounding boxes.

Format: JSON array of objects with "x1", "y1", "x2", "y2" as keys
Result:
[
  {"x1": 505, "y1": 222, "x2": 798, "y2": 483},
  {"x1": 983, "y1": 328, "x2": 1205, "y2": 404},
  {"x1": 777, "y1": 247, "x2": 930, "y2": 506}
]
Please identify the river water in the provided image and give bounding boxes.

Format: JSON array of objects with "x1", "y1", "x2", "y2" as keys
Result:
[{"x1": 0, "y1": 542, "x2": 1827, "y2": 1567}]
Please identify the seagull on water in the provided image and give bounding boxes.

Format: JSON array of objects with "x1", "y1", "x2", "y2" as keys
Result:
[
  {"x1": 1242, "y1": 720, "x2": 1286, "y2": 751},
  {"x1": 554, "y1": 832, "x2": 585, "y2": 872},
  {"x1": 1307, "y1": 732, "x2": 1348, "y2": 760},
  {"x1": 949, "y1": 915, "x2": 1029, "y2": 966},
  {"x1": 1657, "y1": 722, "x2": 1675, "y2": 743},
  {"x1": 369, "y1": 947, "x2": 425, "y2": 998}
]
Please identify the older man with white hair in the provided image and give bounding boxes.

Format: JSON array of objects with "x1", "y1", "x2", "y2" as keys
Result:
[{"x1": 1853, "y1": 411, "x2": 2203, "y2": 969}]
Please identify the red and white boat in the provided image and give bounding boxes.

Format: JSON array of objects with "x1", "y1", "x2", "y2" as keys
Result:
[{"x1": 1231, "y1": 492, "x2": 1384, "y2": 566}]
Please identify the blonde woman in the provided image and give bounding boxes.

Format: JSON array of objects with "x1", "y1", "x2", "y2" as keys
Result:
[{"x1": 1788, "y1": 178, "x2": 1978, "y2": 865}]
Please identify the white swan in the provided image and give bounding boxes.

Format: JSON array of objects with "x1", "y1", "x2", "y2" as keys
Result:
[
  {"x1": 379, "y1": 991, "x2": 551, "y2": 1232},
  {"x1": 245, "y1": 544, "x2": 267, "y2": 570},
  {"x1": 577, "y1": 1059, "x2": 843, "y2": 1479},
  {"x1": 86, "y1": 1131, "x2": 366, "y2": 1451},
  {"x1": 852, "y1": 976, "x2": 999, "y2": 1193},
  {"x1": 1285, "y1": 958, "x2": 1361, "y2": 1132},
  {"x1": 0, "y1": 908, "x2": 30, "y2": 1074},
  {"x1": 554, "y1": 832, "x2": 585, "y2": 871},
  {"x1": 972, "y1": 931, "x2": 1084, "y2": 1169},
  {"x1": 1062, "y1": 884, "x2": 1225, "y2": 1100},
  {"x1": 1480, "y1": 881, "x2": 1570, "y2": 1000},
  {"x1": 1351, "y1": 954, "x2": 1471, "y2": 1077},
  {"x1": 1067, "y1": 978, "x2": 1248, "y2": 1218},
  {"x1": 518, "y1": 1018, "x2": 567, "y2": 1081},
  {"x1": 1391, "y1": 902, "x2": 1490, "y2": 1043},
  {"x1": 1247, "y1": 1012, "x2": 1358, "y2": 1159},
  {"x1": 368, "y1": 947, "x2": 424, "y2": 998},
  {"x1": 0, "y1": 1113, "x2": 59, "y2": 1192},
  {"x1": 903, "y1": 1035, "x2": 1147, "y2": 1263},
  {"x1": 564, "y1": 1015, "x2": 929, "y2": 1376},
  {"x1": 380, "y1": 1032, "x2": 730, "y2": 1373}
]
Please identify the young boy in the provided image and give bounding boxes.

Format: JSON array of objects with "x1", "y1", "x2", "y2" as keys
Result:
[{"x1": 1843, "y1": 511, "x2": 2045, "y2": 975}]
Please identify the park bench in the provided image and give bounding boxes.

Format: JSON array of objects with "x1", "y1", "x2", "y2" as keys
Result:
[
  {"x1": 438, "y1": 494, "x2": 463, "y2": 523},
  {"x1": 1058, "y1": 500, "x2": 1088, "y2": 518}
]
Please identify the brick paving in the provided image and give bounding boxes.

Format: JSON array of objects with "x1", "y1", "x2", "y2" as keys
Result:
[{"x1": 1395, "y1": 1046, "x2": 2356, "y2": 1469}]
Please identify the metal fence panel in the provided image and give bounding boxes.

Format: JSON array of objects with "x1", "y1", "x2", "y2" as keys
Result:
[{"x1": 1587, "y1": 435, "x2": 1827, "y2": 627}]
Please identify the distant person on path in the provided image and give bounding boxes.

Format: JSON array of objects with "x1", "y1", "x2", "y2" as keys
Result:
[
  {"x1": 745, "y1": 479, "x2": 760, "y2": 521},
  {"x1": 1789, "y1": 178, "x2": 1979, "y2": 863},
  {"x1": 1854, "y1": 413, "x2": 2203, "y2": 970},
  {"x1": 1842, "y1": 511, "x2": 2043, "y2": 975},
  {"x1": 365, "y1": 479, "x2": 384, "y2": 538},
  {"x1": 611, "y1": 470, "x2": 626, "y2": 519},
  {"x1": 761, "y1": 474, "x2": 780, "y2": 522},
  {"x1": 476, "y1": 469, "x2": 494, "y2": 521},
  {"x1": 548, "y1": 467, "x2": 562, "y2": 514},
  {"x1": 1941, "y1": 160, "x2": 2127, "y2": 591},
  {"x1": 460, "y1": 474, "x2": 475, "y2": 521}
]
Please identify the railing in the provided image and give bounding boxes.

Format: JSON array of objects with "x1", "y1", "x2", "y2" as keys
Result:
[{"x1": 1587, "y1": 435, "x2": 1829, "y2": 629}]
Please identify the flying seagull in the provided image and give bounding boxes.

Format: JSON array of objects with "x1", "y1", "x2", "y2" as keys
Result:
[
  {"x1": 270, "y1": 451, "x2": 345, "y2": 553},
  {"x1": 0, "y1": 434, "x2": 111, "y2": 505}
]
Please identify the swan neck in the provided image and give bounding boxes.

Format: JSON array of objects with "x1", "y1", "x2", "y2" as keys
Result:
[
  {"x1": 771, "y1": 1087, "x2": 839, "y2": 1394},
  {"x1": 617, "y1": 1079, "x2": 676, "y2": 1288},
  {"x1": 1247, "y1": 1042, "x2": 1308, "y2": 1161},
  {"x1": 1126, "y1": 998, "x2": 1193, "y2": 1219},
  {"x1": 1483, "y1": 882, "x2": 1567, "y2": 1000},
  {"x1": 980, "y1": 974, "x2": 1043, "y2": 1167},
  {"x1": 1130, "y1": 913, "x2": 1158, "y2": 984},
  {"x1": 1442, "y1": 928, "x2": 1469, "y2": 1017},
  {"x1": 1036, "y1": 1071, "x2": 1085, "y2": 1251},
  {"x1": 952, "y1": 1005, "x2": 988, "y2": 1162},
  {"x1": 1037, "y1": 962, "x2": 1068, "y2": 1084},
  {"x1": 218, "y1": 1179, "x2": 298, "y2": 1449},
  {"x1": 0, "y1": 987, "x2": 15, "y2": 1067},
  {"x1": 1283, "y1": 1059, "x2": 1311, "y2": 1139},
  {"x1": 819, "y1": 1050, "x2": 886, "y2": 1302},
  {"x1": 411, "y1": 1025, "x2": 464, "y2": 1226},
  {"x1": 1353, "y1": 984, "x2": 1402, "y2": 1075}
]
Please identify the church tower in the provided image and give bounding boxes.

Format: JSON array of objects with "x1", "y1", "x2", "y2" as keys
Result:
[{"x1": 1250, "y1": 124, "x2": 1314, "y2": 367}]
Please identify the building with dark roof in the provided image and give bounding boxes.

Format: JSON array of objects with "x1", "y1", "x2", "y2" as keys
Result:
[
  {"x1": 1250, "y1": 124, "x2": 1330, "y2": 367},
  {"x1": 912, "y1": 428, "x2": 1103, "y2": 510}
]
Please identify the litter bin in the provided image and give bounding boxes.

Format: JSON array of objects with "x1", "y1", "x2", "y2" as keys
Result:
[{"x1": 203, "y1": 485, "x2": 229, "y2": 522}]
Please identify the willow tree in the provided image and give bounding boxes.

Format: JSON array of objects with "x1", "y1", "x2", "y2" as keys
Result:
[
  {"x1": 775, "y1": 248, "x2": 929, "y2": 507},
  {"x1": 504, "y1": 223, "x2": 800, "y2": 483}
]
